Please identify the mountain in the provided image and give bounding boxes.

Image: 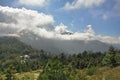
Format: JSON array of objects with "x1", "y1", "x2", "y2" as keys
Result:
[
  {"x1": 0, "y1": 36, "x2": 35, "y2": 70},
  {"x1": 0, "y1": 36, "x2": 35, "y2": 54},
  {"x1": 19, "y1": 33, "x2": 111, "y2": 54},
  {"x1": 0, "y1": 36, "x2": 118, "y2": 54}
]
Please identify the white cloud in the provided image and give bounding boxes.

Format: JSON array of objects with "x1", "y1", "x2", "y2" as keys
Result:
[
  {"x1": 55, "y1": 23, "x2": 70, "y2": 34},
  {"x1": 86, "y1": 25, "x2": 95, "y2": 34},
  {"x1": 19, "y1": 0, "x2": 49, "y2": 7},
  {"x1": 64, "y1": 0, "x2": 105, "y2": 10},
  {"x1": 97, "y1": 35, "x2": 120, "y2": 44},
  {"x1": 0, "y1": 6, "x2": 120, "y2": 45},
  {"x1": 0, "y1": 6, "x2": 54, "y2": 34}
]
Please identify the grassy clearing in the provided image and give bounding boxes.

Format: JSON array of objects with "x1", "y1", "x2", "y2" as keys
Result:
[
  {"x1": 0, "y1": 74, "x2": 6, "y2": 80},
  {"x1": 15, "y1": 72, "x2": 34, "y2": 80},
  {"x1": 15, "y1": 70, "x2": 41, "y2": 80},
  {"x1": 0, "y1": 67, "x2": 120, "y2": 80},
  {"x1": 76, "y1": 66, "x2": 120, "y2": 80},
  {"x1": 0, "y1": 70, "x2": 41, "y2": 80}
]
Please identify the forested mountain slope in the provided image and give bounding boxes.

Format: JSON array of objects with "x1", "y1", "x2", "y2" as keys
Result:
[{"x1": 0, "y1": 36, "x2": 34, "y2": 54}]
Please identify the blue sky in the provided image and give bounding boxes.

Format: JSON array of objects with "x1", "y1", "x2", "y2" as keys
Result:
[{"x1": 0, "y1": 0, "x2": 120, "y2": 36}]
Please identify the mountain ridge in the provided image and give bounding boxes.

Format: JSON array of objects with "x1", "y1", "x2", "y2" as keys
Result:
[{"x1": 0, "y1": 36, "x2": 119, "y2": 54}]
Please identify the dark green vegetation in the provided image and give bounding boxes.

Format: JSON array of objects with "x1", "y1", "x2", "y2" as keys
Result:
[{"x1": 0, "y1": 37, "x2": 120, "y2": 80}]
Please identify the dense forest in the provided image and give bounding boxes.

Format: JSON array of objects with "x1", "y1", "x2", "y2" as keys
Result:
[{"x1": 0, "y1": 37, "x2": 120, "y2": 80}]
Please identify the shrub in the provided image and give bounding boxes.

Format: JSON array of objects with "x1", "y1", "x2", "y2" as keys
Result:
[
  {"x1": 38, "y1": 60, "x2": 75, "y2": 80},
  {"x1": 86, "y1": 67, "x2": 97, "y2": 76}
]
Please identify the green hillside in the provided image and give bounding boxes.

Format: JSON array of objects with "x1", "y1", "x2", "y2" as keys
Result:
[
  {"x1": 0, "y1": 36, "x2": 34, "y2": 54},
  {"x1": 0, "y1": 36, "x2": 43, "y2": 73},
  {"x1": 0, "y1": 36, "x2": 120, "y2": 80}
]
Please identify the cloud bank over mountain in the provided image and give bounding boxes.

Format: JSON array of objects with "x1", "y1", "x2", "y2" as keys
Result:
[{"x1": 0, "y1": 6, "x2": 120, "y2": 45}]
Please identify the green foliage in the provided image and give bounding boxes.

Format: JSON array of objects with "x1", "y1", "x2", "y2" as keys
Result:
[
  {"x1": 102, "y1": 46, "x2": 117, "y2": 67},
  {"x1": 38, "y1": 60, "x2": 75, "y2": 80},
  {"x1": 71, "y1": 51, "x2": 104, "y2": 69},
  {"x1": 5, "y1": 65, "x2": 17, "y2": 80},
  {"x1": 115, "y1": 50, "x2": 120, "y2": 66},
  {"x1": 0, "y1": 37, "x2": 120, "y2": 80},
  {"x1": 76, "y1": 70, "x2": 87, "y2": 80},
  {"x1": 86, "y1": 67, "x2": 97, "y2": 76},
  {"x1": 0, "y1": 37, "x2": 51, "y2": 73}
]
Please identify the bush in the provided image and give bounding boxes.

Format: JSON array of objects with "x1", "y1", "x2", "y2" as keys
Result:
[
  {"x1": 86, "y1": 67, "x2": 97, "y2": 76},
  {"x1": 38, "y1": 60, "x2": 75, "y2": 80}
]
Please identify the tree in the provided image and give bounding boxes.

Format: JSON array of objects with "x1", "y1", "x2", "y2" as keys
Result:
[
  {"x1": 58, "y1": 53, "x2": 67, "y2": 65},
  {"x1": 6, "y1": 65, "x2": 16, "y2": 80},
  {"x1": 102, "y1": 46, "x2": 117, "y2": 67},
  {"x1": 38, "y1": 60, "x2": 75, "y2": 80},
  {"x1": 6, "y1": 70, "x2": 13, "y2": 80}
]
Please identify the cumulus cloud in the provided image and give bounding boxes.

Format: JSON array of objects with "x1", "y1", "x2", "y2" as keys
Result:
[
  {"x1": 0, "y1": 6, "x2": 54, "y2": 35},
  {"x1": 0, "y1": 6, "x2": 119, "y2": 45},
  {"x1": 64, "y1": 0, "x2": 105, "y2": 10},
  {"x1": 19, "y1": 0, "x2": 49, "y2": 7},
  {"x1": 55, "y1": 23, "x2": 72, "y2": 34}
]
